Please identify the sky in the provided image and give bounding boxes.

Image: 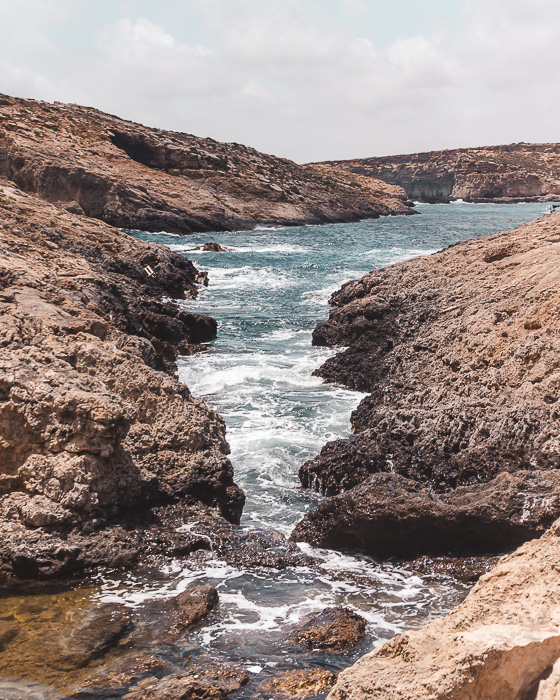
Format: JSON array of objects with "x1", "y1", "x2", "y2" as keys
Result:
[{"x1": 0, "y1": 0, "x2": 558, "y2": 162}]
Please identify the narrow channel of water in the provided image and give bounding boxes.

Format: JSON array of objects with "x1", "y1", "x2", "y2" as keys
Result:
[{"x1": 116, "y1": 202, "x2": 551, "y2": 691}]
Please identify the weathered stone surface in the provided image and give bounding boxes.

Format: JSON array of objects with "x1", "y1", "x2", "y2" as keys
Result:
[
  {"x1": 173, "y1": 584, "x2": 219, "y2": 627},
  {"x1": 122, "y1": 664, "x2": 248, "y2": 700},
  {"x1": 0, "y1": 181, "x2": 244, "y2": 580},
  {"x1": 0, "y1": 94, "x2": 413, "y2": 236},
  {"x1": 295, "y1": 215, "x2": 560, "y2": 558},
  {"x1": 315, "y1": 143, "x2": 560, "y2": 203},
  {"x1": 290, "y1": 607, "x2": 366, "y2": 652},
  {"x1": 292, "y1": 470, "x2": 560, "y2": 557},
  {"x1": 327, "y1": 522, "x2": 560, "y2": 699},
  {"x1": 123, "y1": 676, "x2": 227, "y2": 700},
  {"x1": 259, "y1": 669, "x2": 337, "y2": 699}
]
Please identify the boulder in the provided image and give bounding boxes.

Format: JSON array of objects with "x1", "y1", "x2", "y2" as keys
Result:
[
  {"x1": 173, "y1": 584, "x2": 219, "y2": 627},
  {"x1": 290, "y1": 607, "x2": 366, "y2": 652}
]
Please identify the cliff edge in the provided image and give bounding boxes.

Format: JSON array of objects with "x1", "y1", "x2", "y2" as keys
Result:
[{"x1": 314, "y1": 143, "x2": 560, "y2": 203}]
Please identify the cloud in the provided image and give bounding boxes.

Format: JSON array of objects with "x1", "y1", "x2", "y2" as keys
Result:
[{"x1": 0, "y1": 0, "x2": 559, "y2": 161}]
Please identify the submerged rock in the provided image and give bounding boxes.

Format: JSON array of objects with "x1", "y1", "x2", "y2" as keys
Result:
[
  {"x1": 47, "y1": 605, "x2": 131, "y2": 671},
  {"x1": 122, "y1": 665, "x2": 248, "y2": 700},
  {"x1": 290, "y1": 607, "x2": 366, "y2": 653}
]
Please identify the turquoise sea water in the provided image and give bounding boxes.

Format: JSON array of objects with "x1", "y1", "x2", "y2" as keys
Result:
[{"x1": 116, "y1": 202, "x2": 555, "y2": 690}]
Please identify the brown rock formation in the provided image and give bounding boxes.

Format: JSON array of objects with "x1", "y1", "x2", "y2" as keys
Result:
[
  {"x1": 0, "y1": 179, "x2": 245, "y2": 580},
  {"x1": 173, "y1": 584, "x2": 219, "y2": 628},
  {"x1": 315, "y1": 143, "x2": 560, "y2": 203},
  {"x1": 290, "y1": 607, "x2": 367, "y2": 653},
  {"x1": 0, "y1": 94, "x2": 413, "y2": 235},
  {"x1": 293, "y1": 213, "x2": 560, "y2": 558},
  {"x1": 259, "y1": 669, "x2": 337, "y2": 699},
  {"x1": 327, "y1": 521, "x2": 560, "y2": 699}
]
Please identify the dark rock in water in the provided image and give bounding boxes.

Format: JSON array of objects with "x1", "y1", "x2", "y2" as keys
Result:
[
  {"x1": 74, "y1": 652, "x2": 173, "y2": 697},
  {"x1": 407, "y1": 554, "x2": 499, "y2": 584},
  {"x1": 47, "y1": 605, "x2": 132, "y2": 671},
  {"x1": 173, "y1": 584, "x2": 218, "y2": 627},
  {"x1": 195, "y1": 243, "x2": 232, "y2": 253},
  {"x1": 122, "y1": 664, "x2": 248, "y2": 700},
  {"x1": 0, "y1": 620, "x2": 18, "y2": 650},
  {"x1": 123, "y1": 676, "x2": 227, "y2": 699},
  {"x1": 292, "y1": 471, "x2": 560, "y2": 558},
  {"x1": 258, "y1": 669, "x2": 337, "y2": 699},
  {"x1": 296, "y1": 215, "x2": 560, "y2": 560},
  {"x1": 289, "y1": 607, "x2": 366, "y2": 652},
  {"x1": 183, "y1": 518, "x2": 313, "y2": 570}
]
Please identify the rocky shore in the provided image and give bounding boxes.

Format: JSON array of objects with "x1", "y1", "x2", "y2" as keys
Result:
[
  {"x1": 293, "y1": 214, "x2": 560, "y2": 558},
  {"x1": 0, "y1": 94, "x2": 413, "y2": 235},
  {"x1": 315, "y1": 143, "x2": 560, "y2": 203},
  {"x1": 327, "y1": 519, "x2": 560, "y2": 699},
  {"x1": 0, "y1": 179, "x2": 248, "y2": 580}
]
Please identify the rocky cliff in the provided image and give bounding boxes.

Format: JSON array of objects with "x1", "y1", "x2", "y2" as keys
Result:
[
  {"x1": 0, "y1": 94, "x2": 412, "y2": 234},
  {"x1": 292, "y1": 213, "x2": 560, "y2": 558},
  {"x1": 0, "y1": 179, "x2": 246, "y2": 580},
  {"x1": 315, "y1": 143, "x2": 560, "y2": 203}
]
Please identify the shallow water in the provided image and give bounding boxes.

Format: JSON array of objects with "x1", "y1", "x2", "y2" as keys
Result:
[{"x1": 1, "y1": 202, "x2": 554, "y2": 698}]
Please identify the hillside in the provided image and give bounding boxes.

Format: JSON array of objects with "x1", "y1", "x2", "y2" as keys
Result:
[
  {"x1": 0, "y1": 94, "x2": 412, "y2": 234},
  {"x1": 315, "y1": 143, "x2": 560, "y2": 203}
]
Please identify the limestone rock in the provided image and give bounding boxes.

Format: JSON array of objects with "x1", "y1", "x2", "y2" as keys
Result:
[
  {"x1": 0, "y1": 181, "x2": 244, "y2": 580},
  {"x1": 296, "y1": 214, "x2": 560, "y2": 559},
  {"x1": 0, "y1": 93, "x2": 413, "y2": 235},
  {"x1": 315, "y1": 143, "x2": 560, "y2": 203},
  {"x1": 327, "y1": 523, "x2": 560, "y2": 699}
]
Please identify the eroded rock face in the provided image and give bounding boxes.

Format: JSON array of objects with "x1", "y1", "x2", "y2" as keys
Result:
[
  {"x1": 327, "y1": 522, "x2": 560, "y2": 700},
  {"x1": 0, "y1": 94, "x2": 413, "y2": 235},
  {"x1": 292, "y1": 471, "x2": 560, "y2": 557},
  {"x1": 315, "y1": 143, "x2": 560, "y2": 203},
  {"x1": 294, "y1": 214, "x2": 560, "y2": 559},
  {"x1": 0, "y1": 181, "x2": 244, "y2": 580}
]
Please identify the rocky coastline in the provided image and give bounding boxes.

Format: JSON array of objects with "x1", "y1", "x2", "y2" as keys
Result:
[
  {"x1": 0, "y1": 94, "x2": 413, "y2": 235},
  {"x1": 315, "y1": 143, "x2": 560, "y2": 203},
  {"x1": 293, "y1": 214, "x2": 560, "y2": 558},
  {"x1": 287, "y1": 212, "x2": 560, "y2": 698},
  {"x1": 0, "y1": 179, "x2": 251, "y2": 581}
]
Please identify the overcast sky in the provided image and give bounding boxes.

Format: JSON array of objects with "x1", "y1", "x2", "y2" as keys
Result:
[{"x1": 0, "y1": 0, "x2": 558, "y2": 162}]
